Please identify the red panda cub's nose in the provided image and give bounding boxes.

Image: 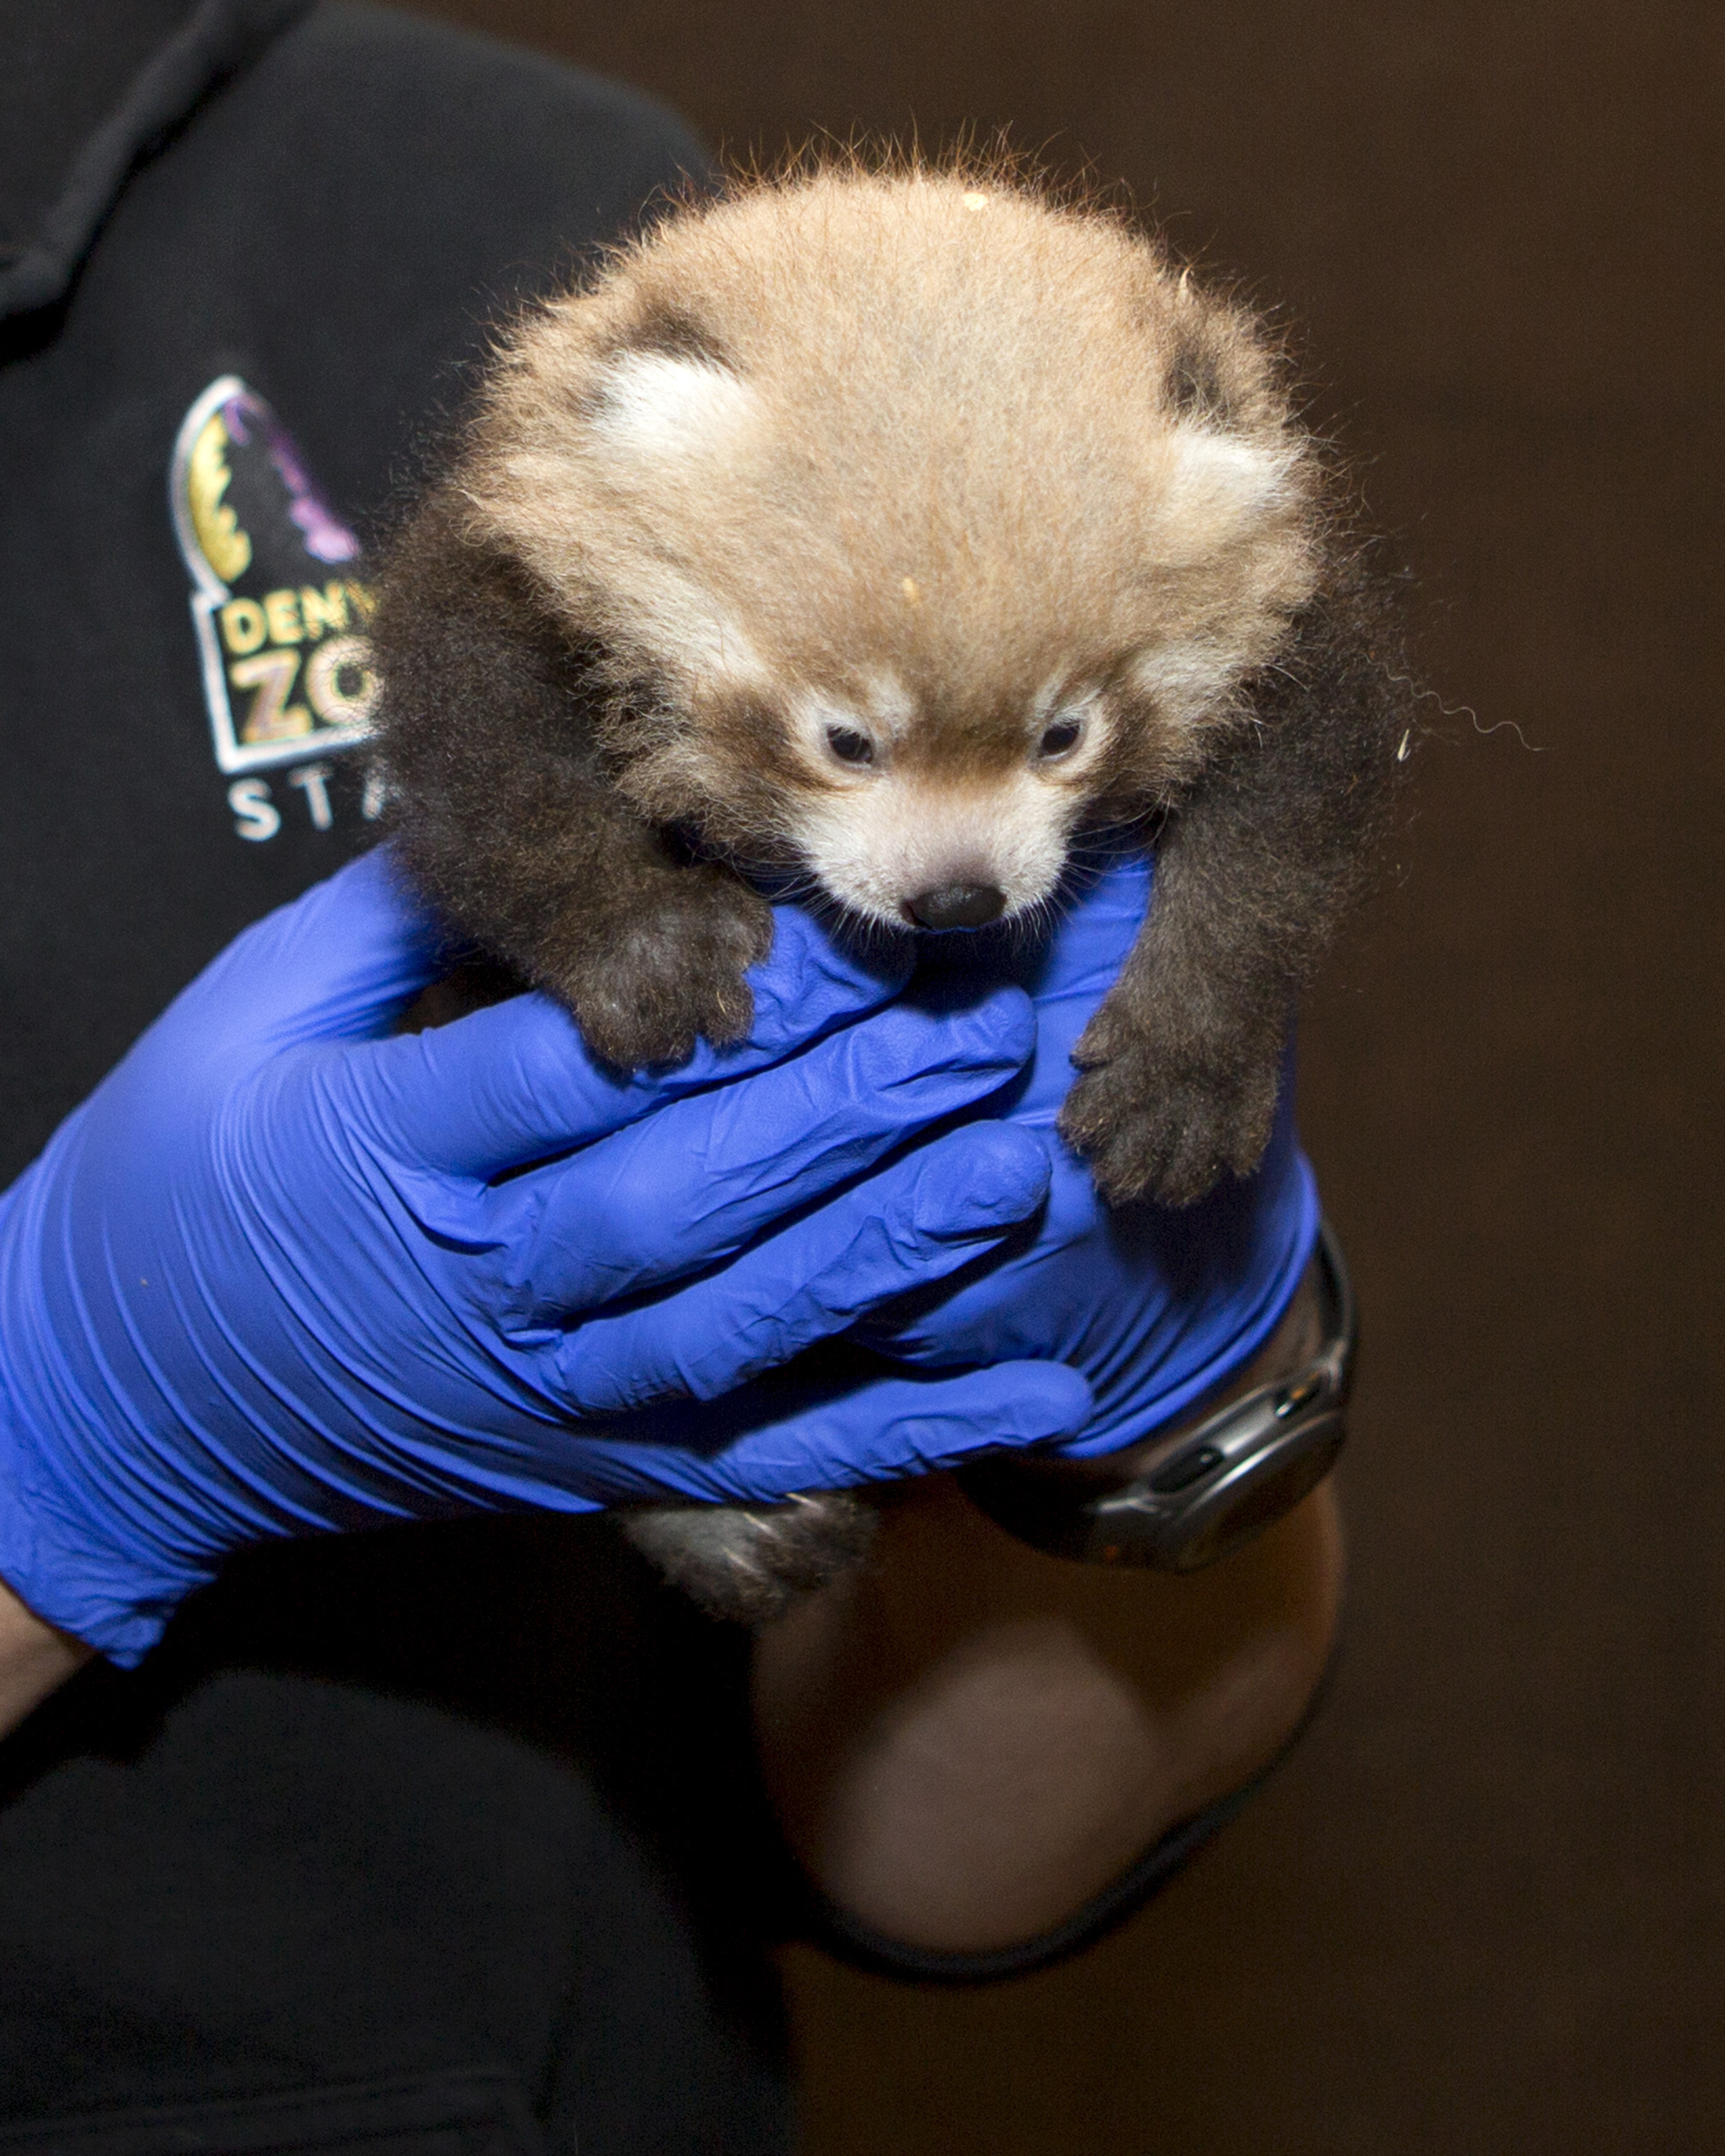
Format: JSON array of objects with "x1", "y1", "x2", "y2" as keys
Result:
[{"x1": 906, "y1": 883, "x2": 1007, "y2": 931}]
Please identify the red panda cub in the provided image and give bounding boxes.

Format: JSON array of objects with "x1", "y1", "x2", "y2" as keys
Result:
[{"x1": 374, "y1": 162, "x2": 1414, "y2": 1620}]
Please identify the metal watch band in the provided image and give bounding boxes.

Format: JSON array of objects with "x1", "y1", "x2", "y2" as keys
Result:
[{"x1": 956, "y1": 1222, "x2": 1356, "y2": 1572}]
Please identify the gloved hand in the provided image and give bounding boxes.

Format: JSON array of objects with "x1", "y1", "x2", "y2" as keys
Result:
[
  {"x1": 865, "y1": 847, "x2": 1320, "y2": 1457},
  {"x1": 0, "y1": 853, "x2": 1092, "y2": 1664}
]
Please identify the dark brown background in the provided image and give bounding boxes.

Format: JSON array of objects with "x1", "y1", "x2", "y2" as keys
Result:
[{"x1": 395, "y1": 2, "x2": 1723, "y2": 2147}]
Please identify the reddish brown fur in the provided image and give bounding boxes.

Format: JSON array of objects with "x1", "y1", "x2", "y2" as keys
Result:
[
  {"x1": 372, "y1": 158, "x2": 1417, "y2": 1622},
  {"x1": 460, "y1": 165, "x2": 1316, "y2": 848}
]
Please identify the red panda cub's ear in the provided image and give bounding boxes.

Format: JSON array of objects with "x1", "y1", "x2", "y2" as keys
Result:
[
  {"x1": 587, "y1": 354, "x2": 758, "y2": 459},
  {"x1": 584, "y1": 304, "x2": 761, "y2": 466},
  {"x1": 1156, "y1": 426, "x2": 1300, "y2": 558},
  {"x1": 1150, "y1": 308, "x2": 1304, "y2": 565}
]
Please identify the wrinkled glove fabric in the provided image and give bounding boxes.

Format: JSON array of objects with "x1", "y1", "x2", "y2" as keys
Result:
[
  {"x1": 875, "y1": 847, "x2": 1321, "y2": 1457},
  {"x1": 0, "y1": 853, "x2": 1092, "y2": 1662}
]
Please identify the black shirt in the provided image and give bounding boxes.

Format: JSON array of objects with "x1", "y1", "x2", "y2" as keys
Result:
[
  {"x1": 0, "y1": 0, "x2": 702, "y2": 1185},
  {"x1": 0, "y1": 9, "x2": 791, "y2": 2147}
]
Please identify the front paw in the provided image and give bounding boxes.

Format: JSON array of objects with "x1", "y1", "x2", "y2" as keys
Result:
[
  {"x1": 1057, "y1": 1010, "x2": 1282, "y2": 1208},
  {"x1": 550, "y1": 870, "x2": 773, "y2": 1067}
]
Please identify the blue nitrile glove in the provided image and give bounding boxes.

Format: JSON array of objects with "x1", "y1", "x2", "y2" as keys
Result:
[
  {"x1": 867, "y1": 847, "x2": 1321, "y2": 1457},
  {"x1": 0, "y1": 853, "x2": 1092, "y2": 1664}
]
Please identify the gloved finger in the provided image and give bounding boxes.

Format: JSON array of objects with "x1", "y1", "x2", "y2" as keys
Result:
[
  {"x1": 359, "y1": 900, "x2": 915, "y2": 1179},
  {"x1": 480, "y1": 988, "x2": 1036, "y2": 1317},
  {"x1": 542, "y1": 1123, "x2": 1054, "y2": 1414},
  {"x1": 906, "y1": 844, "x2": 1151, "y2": 1138},
  {"x1": 1029, "y1": 844, "x2": 1151, "y2": 1011},
  {"x1": 560, "y1": 1360, "x2": 1096, "y2": 1503},
  {"x1": 166, "y1": 850, "x2": 449, "y2": 1059}
]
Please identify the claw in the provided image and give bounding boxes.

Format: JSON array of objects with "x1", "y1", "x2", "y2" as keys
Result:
[
  {"x1": 551, "y1": 874, "x2": 772, "y2": 1069},
  {"x1": 1059, "y1": 1045, "x2": 1279, "y2": 1210}
]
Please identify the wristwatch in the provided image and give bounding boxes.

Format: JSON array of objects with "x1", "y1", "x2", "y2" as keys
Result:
[{"x1": 957, "y1": 1221, "x2": 1356, "y2": 1572}]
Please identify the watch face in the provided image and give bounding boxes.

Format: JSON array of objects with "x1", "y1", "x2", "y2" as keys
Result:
[
  {"x1": 1162, "y1": 1414, "x2": 1346, "y2": 1572},
  {"x1": 959, "y1": 1225, "x2": 1356, "y2": 1572}
]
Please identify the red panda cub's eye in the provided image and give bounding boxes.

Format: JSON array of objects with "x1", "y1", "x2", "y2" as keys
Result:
[
  {"x1": 825, "y1": 725, "x2": 875, "y2": 767},
  {"x1": 1039, "y1": 717, "x2": 1082, "y2": 760}
]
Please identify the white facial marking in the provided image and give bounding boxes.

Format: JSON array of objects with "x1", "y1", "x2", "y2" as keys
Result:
[
  {"x1": 1031, "y1": 675, "x2": 1070, "y2": 722},
  {"x1": 861, "y1": 672, "x2": 916, "y2": 730},
  {"x1": 1127, "y1": 637, "x2": 1241, "y2": 726},
  {"x1": 792, "y1": 772, "x2": 1078, "y2": 926},
  {"x1": 617, "y1": 568, "x2": 770, "y2": 695},
  {"x1": 673, "y1": 602, "x2": 771, "y2": 688},
  {"x1": 589, "y1": 352, "x2": 760, "y2": 461}
]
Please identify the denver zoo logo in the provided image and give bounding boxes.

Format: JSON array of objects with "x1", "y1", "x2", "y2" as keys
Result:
[{"x1": 170, "y1": 375, "x2": 384, "y2": 838}]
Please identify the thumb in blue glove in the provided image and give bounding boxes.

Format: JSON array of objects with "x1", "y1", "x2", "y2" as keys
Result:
[
  {"x1": 0, "y1": 852, "x2": 1092, "y2": 1664},
  {"x1": 634, "y1": 846, "x2": 1320, "y2": 1621},
  {"x1": 868, "y1": 844, "x2": 1320, "y2": 1457}
]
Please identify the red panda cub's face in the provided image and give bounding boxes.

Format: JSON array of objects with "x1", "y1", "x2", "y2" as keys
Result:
[{"x1": 463, "y1": 170, "x2": 1322, "y2": 931}]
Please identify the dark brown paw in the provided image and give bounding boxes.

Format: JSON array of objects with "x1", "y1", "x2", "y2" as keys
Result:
[
  {"x1": 1058, "y1": 1010, "x2": 1282, "y2": 1207},
  {"x1": 622, "y1": 1493, "x2": 879, "y2": 1623},
  {"x1": 551, "y1": 870, "x2": 773, "y2": 1067}
]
